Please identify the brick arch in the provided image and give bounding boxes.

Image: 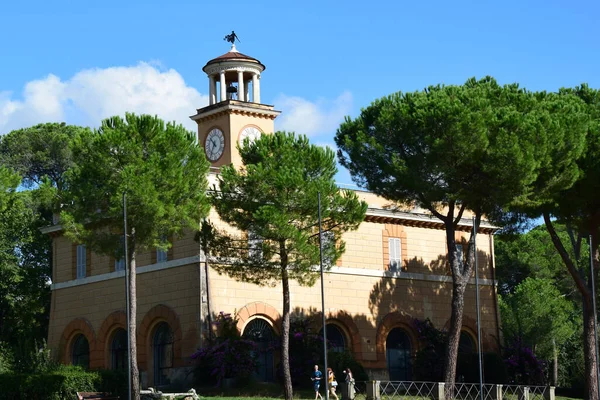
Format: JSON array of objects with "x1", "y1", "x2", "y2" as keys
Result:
[
  {"x1": 443, "y1": 315, "x2": 492, "y2": 352},
  {"x1": 97, "y1": 310, "x2": 127, "y2": 369},
  {"x1": 310, "y1": 310, "x2": 363, "y2": 360},
  {"x1": 376, "y1": 311, "x2": 419, "y2": 363},
  {"x1": 236, "y1": 302, "x2": 282, "y2": 335},
  {"x1": 138, "y1": 304, "x2": 183, "y2": 372},
  {"x1": 60, "y1": 318, "x2": 100, "y2": 368}
]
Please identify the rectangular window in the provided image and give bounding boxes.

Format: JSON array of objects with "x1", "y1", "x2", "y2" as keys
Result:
[
  {"x1": 115, "y1": 235, "x2": 125, "y2": 271},
  {"x1": 76, "y1": 244, "x2": 86, "y2": 279},
  {"x1": 157, "y1": 248, "x2": 168, "y2": 263},
  {"x1": 115, "y1": 258, "x2": 125, "y2": 271},
  {"x1": 388, "y1": 238, "x2": 401, "y2": 272},
  {"x1": 248, "y1": 229, "x2": 263, "y2": 259},
  {"x1": 456, "y1": 245, "x2": 464, "y2": 264},
  {"x1": 321, "y1": 231, "x2": 335, "y2": 267},
  {"x1": 156, "y1": 235, "x2": 168, "y2": 263}
]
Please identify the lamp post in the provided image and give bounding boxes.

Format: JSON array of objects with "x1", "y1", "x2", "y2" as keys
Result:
[
  {"x1": 318, "y1": 192, "x2": 329, "y2": 400},
  {"x1": 473, "y1": 217, "x2": 483, "y2": 400},
  {"x1": 589, "y1": 235, "x2": 600, "y2": 396},
  {"x1": 123, "y1": 192, "x2": 132, "y2": 400}
]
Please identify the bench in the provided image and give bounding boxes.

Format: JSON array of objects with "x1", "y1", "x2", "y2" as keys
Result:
[{"x1": 76, "y1": 392, "x2": 120, "y2": 400}]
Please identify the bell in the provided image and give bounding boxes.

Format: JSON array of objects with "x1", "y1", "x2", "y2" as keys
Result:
[{"x1": 226, "y1": 85, "x2": 238, "y2": 94}]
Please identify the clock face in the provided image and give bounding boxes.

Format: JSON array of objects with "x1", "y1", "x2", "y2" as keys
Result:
[
  {"x1": 205, "y1": 128, "x2": 225, "y2": 161},
  {"x1": 239, "y1": 126, "x2": 262, "y2": 145}
]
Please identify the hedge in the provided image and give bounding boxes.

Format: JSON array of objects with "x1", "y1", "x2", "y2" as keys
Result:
[{"x1": 0, "y1": 366, "x2": 126, "y2": 400}]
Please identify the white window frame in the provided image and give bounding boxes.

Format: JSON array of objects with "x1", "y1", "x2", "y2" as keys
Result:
[
  {"x1": 156, "y1": 236, "x2": 168, "y2": 263},
  {"x1": 115, "y1": 258, "x2": 125, "y2": 272},
  {"x1": 388, "y1": 238, "x2": 401, "y2": 272},
  {"x1": 76, "y1": 244, "x2": 86, "y2": 279},
  {"x1": 456, "y1": 244, "x2": 464, "y2": 264},
  {"x1": 115, "y1": 235, "x2": 126, "y2": 271},
  {"x1": 156, "y1": 248, "x2": 168, "y2": 263},
  {"x1": 321, "y1": 230, "x2": 335, "y2": 267},
  {"x1": 248, "y1": 228, "x2": 263, "y2": 259}
]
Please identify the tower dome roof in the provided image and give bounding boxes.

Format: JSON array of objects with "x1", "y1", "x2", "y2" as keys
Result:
[{"x1": 203, "y1": 44, "x2": 265, "y2": 72}]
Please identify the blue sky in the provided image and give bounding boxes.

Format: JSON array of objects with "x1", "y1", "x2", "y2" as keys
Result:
[{"x1": 1, "y1": 0, "x2": 599, "y2": 184}]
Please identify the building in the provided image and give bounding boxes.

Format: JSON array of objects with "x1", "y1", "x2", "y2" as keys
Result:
[{"x1": 44, "y1": 43, "x2": 501, "y2": 387}]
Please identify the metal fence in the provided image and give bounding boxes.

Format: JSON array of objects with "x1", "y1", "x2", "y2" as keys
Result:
[{"x1": 346, "y1": 381, "x2": 554, "y2": 400}]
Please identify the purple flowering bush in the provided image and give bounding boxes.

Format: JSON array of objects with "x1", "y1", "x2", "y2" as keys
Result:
[
  {"x1": 503, "y1": 337, "x2": 546, "y2": 385},
  {"x1": 191, "y1": 312, "x2": 258, "y2": 386}
]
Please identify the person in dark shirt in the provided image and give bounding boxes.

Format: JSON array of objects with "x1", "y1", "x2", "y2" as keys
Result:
[{"x1": 311, "y1": 364, "x2": 323, "y2": 400}]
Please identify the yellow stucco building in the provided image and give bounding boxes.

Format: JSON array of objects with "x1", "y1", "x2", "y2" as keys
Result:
[{"x1": 44, "y1": 44, "x2": 501, "y2": 388}]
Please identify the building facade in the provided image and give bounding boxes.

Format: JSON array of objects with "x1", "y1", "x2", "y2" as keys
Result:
[{"x1": 45, "y1": 44, "x2": 501, "y2": 387}]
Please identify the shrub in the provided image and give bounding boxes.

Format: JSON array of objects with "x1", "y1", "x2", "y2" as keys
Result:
[
  {"x1": 0, "y1": 343, "x2": 13, "y2": 374},
  {"x1": 504, "y1": 337, "x2": 546, "y2": 385},
  {"x1": 0, "y1": 366, "x2": 127, "y2": 400},
  {"x1": 192, "y1": 311, "x2": 258, "y2": 387},
  {"x1": 327, "y1": 349, "x2": 369, "y2": 383},
  {"x1": 11, "y1": 339, "x2": 57, "y2": 374},
  {"x1": 0, "y1": 365, "x2": 99, "y2": 400}
]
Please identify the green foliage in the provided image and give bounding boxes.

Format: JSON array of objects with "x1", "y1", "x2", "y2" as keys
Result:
[
  {"x1": 326, "y1": 350, "x2": 368, "y2": 384},
  {"x1": 207, "y1": 131, "x2": 367, "y2": 286},
  {"x1": 0, "y1": 365, "x2": 101, "y2": 400},
  {"x1": 335, "y1": 77, "x2": 586, "y2": 217},
  {"x1": 500, "y1": 278, "x2": 576, "y2": 360},
  {"x1": 0, "y1": 343, "x2": 13, "y2": 374},
  {"x1": 495, "y1": 225, "x2": 578, "y2": 296},
  {"x1": 0, "y1": 122, "x2": 85, "y2": 190},
  {"x1": 0, "y1": 365, "x2": 127, "y2": 399},
  {"x1": 192, "y1": 312, "x2": 259, "y2": 387},
  {"x1": 61, "y1": 113, "x2": 210, "y2": 257},
  {"x1": 11, "y1": 339, "x2": 58, "y2": 374},
  {"x1": 0, "y1": 166, "x2": 51, "y2": 347}
]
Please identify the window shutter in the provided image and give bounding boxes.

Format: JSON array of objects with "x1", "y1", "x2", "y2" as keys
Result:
[
  {"x1": 248, "y1": 229, "x2": 263, "y2": 259},
  {"x1": 76, "y1": 245, "x2": 86, "y2": 279},
  {"x1": 388, "y1": 238, "x2": 401, "y2": 272}
]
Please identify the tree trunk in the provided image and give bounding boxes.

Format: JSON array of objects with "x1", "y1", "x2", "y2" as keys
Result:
[
  {"x1": 583, "y1": 295, "x2": 598, "y2": 400},
  {"x1": 544, "y1": 214, "x2": 598, "y2": 400},
  {"x1": 443, "y1": 280, "x2": 467, "y2": 394},
  {"x1": 552, "y1": 338, "x2": 558, "y2": 388},
  {"x1": 130, "y1": 241, "x2": 140, "y2": 400},
  {"x1": 280, "y1": 244, "x2": 293, "y2": 400}
]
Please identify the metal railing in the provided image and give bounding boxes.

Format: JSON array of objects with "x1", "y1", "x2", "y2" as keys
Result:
[{"x1": 346, "y1": 381, "x2": 555, "y2": 400}]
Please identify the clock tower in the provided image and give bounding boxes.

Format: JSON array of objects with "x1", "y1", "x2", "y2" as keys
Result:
[{"x1": 190, "y1": 42, "x2": 281, "y2": 169}]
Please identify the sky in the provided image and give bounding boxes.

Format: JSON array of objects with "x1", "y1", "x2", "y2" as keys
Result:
[{"x1": 1, "y1": 0, "x2": 599, "y2": 184}]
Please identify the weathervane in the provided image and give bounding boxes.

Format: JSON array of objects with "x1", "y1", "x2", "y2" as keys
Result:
[{"x1": 224, "y1": 31, "x2": 240, "y2": 45}]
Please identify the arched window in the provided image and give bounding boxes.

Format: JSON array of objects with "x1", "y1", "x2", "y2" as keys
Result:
[
  {"x1": 72, "y1": 334, "x2": 90, "y2": 369},
  {"x1": 386, "y1": 328, "x2": 412, "y2": 381},
  {"x1": 243, "y1": 318, "x2": 275, "y2": 382},
  {"x1": 319, "y1": 324, "x2": 346, "y2": 353},
  {"x1": 153, "y1": 322, "x2": 173, "y2": 386},
  {"x1": 111, "y1": 328, "x2": 128, "y2": 371},
  {"x1": 459, "y1": 331, "x2": 475, "y2": 354}
]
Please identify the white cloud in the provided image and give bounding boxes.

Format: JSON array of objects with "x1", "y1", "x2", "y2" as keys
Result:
[
  {"x1": 0, "y1": 64, "x2": 353, "y2": 146},
  {"x1": 274, "y1": 91, "x2": 353, "y2": 137},
  {"x1": 0, "y1": 63, "x2": 209, "y2": 134}
]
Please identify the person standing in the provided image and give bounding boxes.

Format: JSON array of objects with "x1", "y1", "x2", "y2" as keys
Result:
[
  {"x1": 312, "y1": 364, "x2": 323, "y2": 400},
  {"x1": 344, "y1": 368, "x2": 355, "y2": 400},
  {"x1": 328, "y1": 367, "x2": 339, "y2": 400}
]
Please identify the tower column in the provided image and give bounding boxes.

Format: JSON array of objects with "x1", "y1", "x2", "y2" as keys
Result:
[
  {"x1": 209, "y1": 74, "x2": 216, "y2": 105},
  {"x1": 245, "y1": 80, "x2": 250, "y2": 102},
  {"x1": 252, "y1": 73, "x2": 261, "y2": 103},
  {"x1": 220, "y1": 71, "x2": 226, "y2": 102},
  {"x1": 237, "y1": 70, "x2": 245, "y2": 101}
]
